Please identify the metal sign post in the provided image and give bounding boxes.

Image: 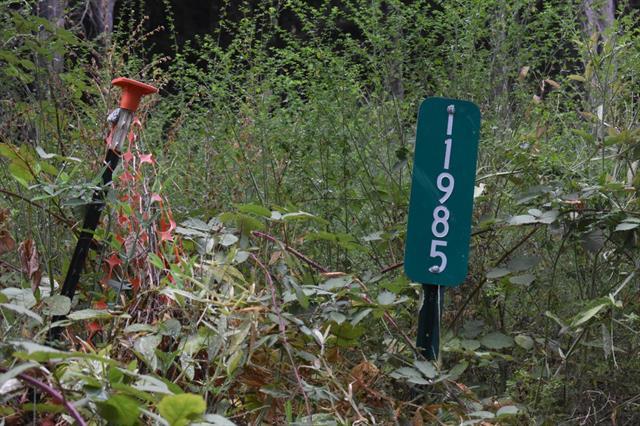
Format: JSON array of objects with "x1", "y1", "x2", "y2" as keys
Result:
[
  {"x1": 405, "y1": 97, "x2": 481, "y2": 359},
  {"x1": 49, "y1": 78, "x2": 157, "y2": 341}
]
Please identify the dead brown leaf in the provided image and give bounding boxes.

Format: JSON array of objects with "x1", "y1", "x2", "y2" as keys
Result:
[
  {"x1": 0, "y1": 209, "x2": 15, "y2": 255},
  {"x1": 18, "y1": 239, "x2": 41, "y2": 292}
]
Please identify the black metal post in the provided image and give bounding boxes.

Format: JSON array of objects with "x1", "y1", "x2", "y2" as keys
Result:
[
  {"x1": 416, "y1": 284, "x2": 445, "y2": 360},
  {"x1": 48, "y1": 148, "x2": 120, "y2": 340}
]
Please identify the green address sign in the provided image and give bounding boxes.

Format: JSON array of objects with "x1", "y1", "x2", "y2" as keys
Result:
[{"x1": 405, "y1": 97, "x2": 481, "y2": 287}]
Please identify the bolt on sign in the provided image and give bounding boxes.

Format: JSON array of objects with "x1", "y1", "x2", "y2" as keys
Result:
[{"x1": 405, "y1": 97, "x2": 481, "y2": 286}]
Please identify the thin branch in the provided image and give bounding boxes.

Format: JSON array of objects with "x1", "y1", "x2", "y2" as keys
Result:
[
  {"x1": 0, "y1": 188, "x2": 73, "y2": 227},
  {"x1": 250, "y1": 253, "x2": 313, "y2": 417},
  {"x1": 448, "y1": 226, "x2": 540, "y2": 329},
  {"x1": 252, "y1": 231, "x2": 328, "y2": 273},
  {"x1": 0, "y1": 367, "x2": 87, "y2": 426}
]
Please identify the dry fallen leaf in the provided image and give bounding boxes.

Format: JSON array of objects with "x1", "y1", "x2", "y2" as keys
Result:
[
  {"x1": 18, "y1": 239, "x2": 42, "y2": 292},
  {"x1": 0, "y1": 209, "x2": 15, "y2": 255}
]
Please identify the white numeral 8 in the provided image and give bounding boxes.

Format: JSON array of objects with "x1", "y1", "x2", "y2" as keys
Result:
[{"x1": 431, "y1": 205, "x2": 450, "y2": 238}]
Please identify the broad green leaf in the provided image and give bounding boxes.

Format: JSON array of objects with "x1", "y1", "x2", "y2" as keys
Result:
[
  {"x1": 68, "y1": 309, "x2": 111, "y2": 320},
  {"x1": 0, "y1": 362, "x2": 39, "y2": 385},
  {"x1": 480, "y1": 332, "x2": 513, "y2": 350},
  {"x1": 41, "y1": 295, "x2": 71, "y2": 316},
  {"x1": 413, "y1": 360, "x2": 436, "y2": 378},
  {"x1": 198, "y1": 414, "x2": 236, "y2": 425},
  {"x1": 219, "y1": 234, "x2": 238, "y2": 247},
  {"x1": 508, "y1": 214, "x2": 537, "y2": 226},
  {"x1": 509, "y1": 274, "x2": 535, "y2": 285},
  {"x1": 506, "y1": 255, "x2": 540, "y2": 272},
  {"x1": 320, "y1": 276, "x2": 352, "y2": 291},
  {"x1": 460, "y1": 339, "x2": 481, "y2": 351},
  {"x1": 376, "y1": 291, "x2": 396, "y2": 305},
  {"x1": 236, "y1": 203, "x2": 271, "y2": 217},
  {"x1": 468, "y1": 411, "x2": 495, "y2": 419},
  {"x1": 514, "y1": 334, "x2": 534, "y2": 350},
  {"x1": 134, "y1": 334, "x2": 162, "y2": 371},
  {"x1": 390, "y1": 367, "x2": 429, "y2": 384},
  {"x1": 486, "y1": 268, "x2": 510, "y2": 279},
  {"x1": 615, "y1": 222, "x2": 639, "y2": 231},
  {"x1": 496, "y1": 405, "x2": 519, "y2": 417},
  {"x1": 158, "y1": 393, "x2": 206, "y2": 426},
  {"x1": 95, "y1": 395, "x2": 140, "y2": 426},
  {"x1": 8, "y1": 161, "x2": 33, "y2": 187},
  {"x1": 0, "y1": 303, "x2": 43, "y2": 324},
  {"x1": 571, "y1": 302, "x2": 608, "y2": 327}
]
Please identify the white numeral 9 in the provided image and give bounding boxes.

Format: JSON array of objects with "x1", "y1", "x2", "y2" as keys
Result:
[{"x1": 437, "y1": 172, "x2": 455, "y2": 203}]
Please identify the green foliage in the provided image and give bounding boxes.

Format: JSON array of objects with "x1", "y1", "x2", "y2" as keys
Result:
[{"x1": 2, "y1": 0, "x2": 640, "y2": 424}]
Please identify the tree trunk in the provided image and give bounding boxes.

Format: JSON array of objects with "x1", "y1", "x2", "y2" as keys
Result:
[
  {"x1": 584, "y1": 0, "x2": 615, "y2": 48},
  {"x1": 90, "y1": 0, "x2": 116, "y2": 43},
  {"x1": 37, "y1": 0, "x2": 67, "y2": 72},
  {"x1": 582, "y1": 0, "x2": 616, "y2": 157}
]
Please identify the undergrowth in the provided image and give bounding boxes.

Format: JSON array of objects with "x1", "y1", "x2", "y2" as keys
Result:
[{"x1": 1, "y1": 0, "x2": 640, "y2": 424}]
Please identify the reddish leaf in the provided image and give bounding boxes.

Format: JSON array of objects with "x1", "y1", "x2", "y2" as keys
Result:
[
  {"x1": 139, "y1": 153, "x2": 154, "y2": 165},
  {"x1": 106, "y1": 253, "x2": 122, "y2": 270},
  {"x1": 119, "y1": 170, "x2": 134, "y2": 184},
  {"x1": 122, "y1": 151, "x2": 134, "y2": 164}
]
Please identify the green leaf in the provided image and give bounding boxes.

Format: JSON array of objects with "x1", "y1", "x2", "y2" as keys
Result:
[
  {"x1": 376, "y1": 291, "x2": 396, "y2": 305},
  {"x1": 199, "y1": 414, "x2": 237, "y2": 426},
  {"x1": 226, "y1": 350, "x2": 244, "y2": 376},
  {"x1": 615, "y1": 222, "x2": 639, "y2": 231},
  {"x1": 496, "y1": 405, "x2": 519, "y2": 417},
  {"x1": 0, "y1": 143, "x2": 19, "y2": 159},
  {"x1": 460, "y1": 339, "x2": 481, "y2": 351},
  {"x1": 68, "y1": 309, "x2": 111, "y2": 320},
  {"x1": 514, "y1": 334, "x2": 534, "y2": 350},
  {"x1": 567, "y1": 74, "x2": 586, "y2": 82},
  {"x1": 0, "y1": 362, "x2": 39, "y2": 385},
  {"x1": 95, "y1": 395, "x2": 140, "y2": 426},
  {"x1": 320, "y1": 276, "x2": 352, "y2": 291},
  {"x1": 219, "y1": 234, "x2": 238, "y2": 247},
  {"x1": 480, "y1": 332, "x2": 513, "y2": 350},
  {"x1": 134, "y1": 334, "x2": 162, "y2": 371},
  {"x1": 509, "y1": 274, "x2": 535, "y2": 285},
  {"x1": 390, "y1": 367, "x2": 430, "y2": 385},
  {"x1": 236, "y1": 203, "x2": 271, "y2": 217},
  {"x1": 8, "y1": 161, "x2": 33, "y2": 187},
  {"x1": 486, "y1": 268, "x2": 510, "y2": 279},
  {"x1": 571, "y1": 302, "x2": 608, "y2": 327},
  {"x1": 508, "y1": 214, "x2": 537, "y2": 226},
  {"x1": 0, "y1": 303, "x2": 43, "y2": 324},
  {"x1": 413, "y1": 360, "x2": 436, "y2": 378},
  {"x1": 41, "y1": 295, "x2": 71, "y2": 316},
  {"x1": 158, "y1": 393, "x2": 206, "y2": 426},
  {"x1": 506, "y1": 255, "x2": 540, "y2": 272}
]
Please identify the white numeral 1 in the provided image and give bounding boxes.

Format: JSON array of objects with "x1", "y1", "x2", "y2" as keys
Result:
[{"x1": 444, "y1": 138, "x2": 452, "y2": 169}]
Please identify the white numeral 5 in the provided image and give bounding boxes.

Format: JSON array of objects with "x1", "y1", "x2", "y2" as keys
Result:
[{"x1": 430, "y1": 240, "x2": 447, "y2": 272}]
